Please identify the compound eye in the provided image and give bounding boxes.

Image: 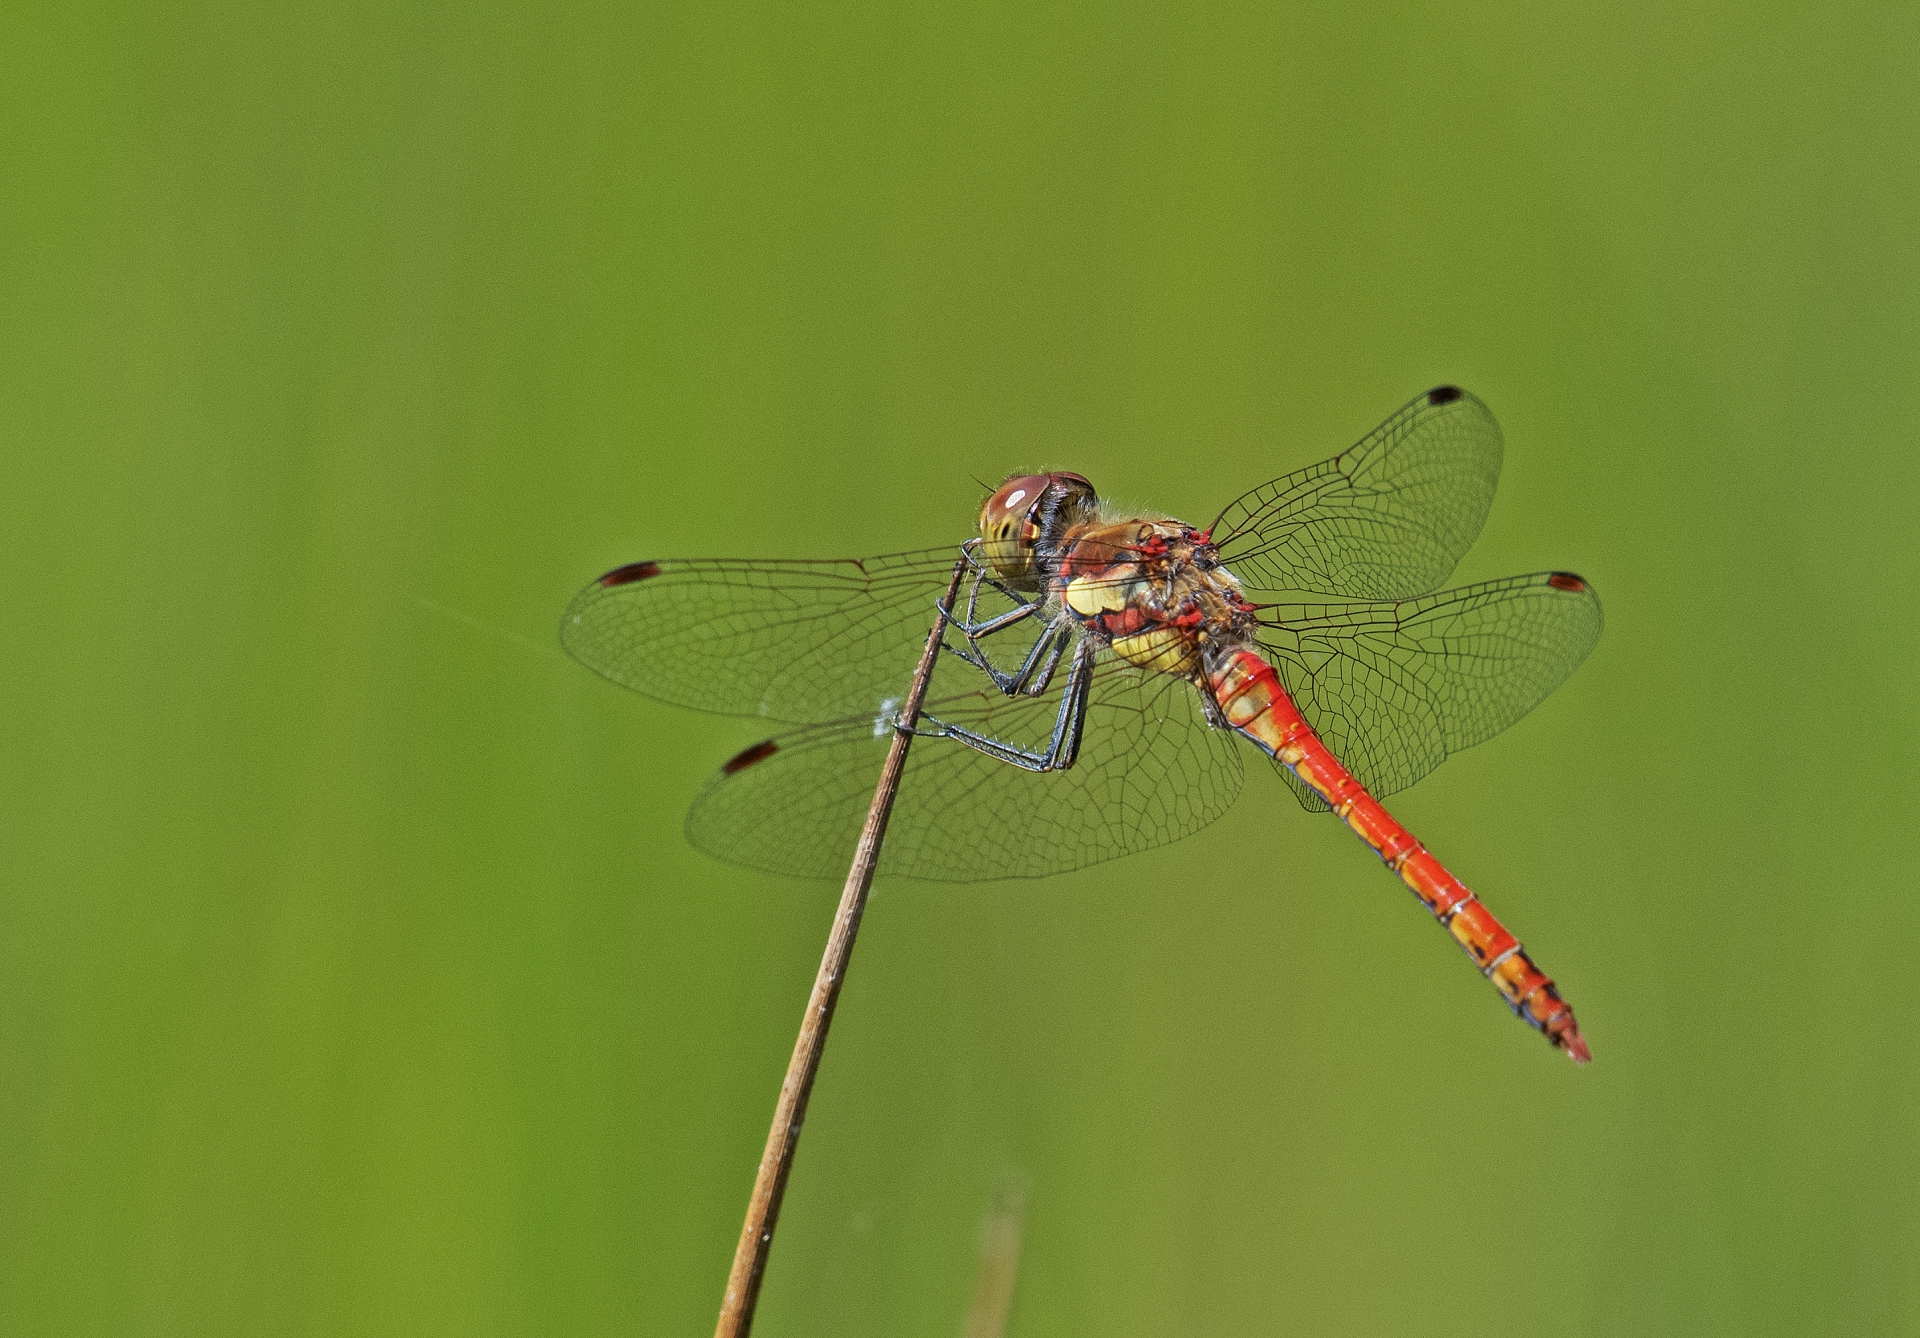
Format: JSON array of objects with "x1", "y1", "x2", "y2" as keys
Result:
[
  {"x1": 977, "y1": 474, "x2": 1055, "y2": 584},
  {"x1": 986, "y1": 476, "x2": 1044, "y2": 515},
  {"x1": 979, "y1": 474, "x2": 1050, "y2": 536}
]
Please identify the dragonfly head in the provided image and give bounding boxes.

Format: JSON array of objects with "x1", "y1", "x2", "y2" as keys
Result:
[{"x1": 977, "y1": 472, "x2": 1098, "y2": 588}]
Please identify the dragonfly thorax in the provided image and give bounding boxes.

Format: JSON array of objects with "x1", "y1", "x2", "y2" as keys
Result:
[
  {"x1": 977, "y1": 472, "x2": 1099, "y2": 590},
  {"x1": 1055, "y1": 519, "x2": 1257, "y2": 679}
]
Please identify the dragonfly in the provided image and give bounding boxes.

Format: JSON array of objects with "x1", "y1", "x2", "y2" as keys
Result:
[{"x1": 563, "y1": 387, "x2": 1602, "y2": 1061}]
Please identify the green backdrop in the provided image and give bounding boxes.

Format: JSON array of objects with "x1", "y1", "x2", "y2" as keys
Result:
[{"x1": 6, "y1": 2, "x2": 1917, "y2": 1334}]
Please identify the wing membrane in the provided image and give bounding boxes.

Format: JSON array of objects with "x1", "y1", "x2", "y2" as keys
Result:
[
  {"x1": 1257, "y1": 571, "x2": 1602, "y2": 810},
  {"x1": 685, "y1": 645, "x2": 1245, "y2": 881},
  {"x1": 560, "y1": 548, "x2": 966, "y2": 725},
  {"x1": 1210, "y1": 387, "x2": 1503, "y2": 598}
]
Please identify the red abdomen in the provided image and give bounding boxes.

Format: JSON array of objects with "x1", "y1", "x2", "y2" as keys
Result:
[{"x1": 1208, "y1": 646, "x2": 1589, "y2": 1062}]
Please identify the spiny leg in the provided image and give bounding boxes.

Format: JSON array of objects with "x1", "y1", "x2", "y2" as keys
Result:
[
  {"x1": 942, "y1": 616, "x2": 1073, "y2": 697},
  {"x1": 917, "y1": 636, "x2": 1095, "y2": 772},
  {"x1": 937, "y1": 567, "x2": 1073, "y2": 696},
  {"x1": 942, "y1": 541, "x2": 1037, "y2": 634}
]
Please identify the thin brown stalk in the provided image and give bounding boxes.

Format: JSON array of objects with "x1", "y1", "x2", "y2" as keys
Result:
[{"x1": 714, "y1": 561, "x2": 966, "y2": 1338}]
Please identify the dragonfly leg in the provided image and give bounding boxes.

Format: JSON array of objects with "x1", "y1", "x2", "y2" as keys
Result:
[
  {"x1": 938, "y1": 564, "x2": 1073, "y2": 693},
  {"x1": 1007, "y1": 622, "x2": 1071, "y2": 696},
  {"x1": 943, "y1": 615, "x2": 1072, "y2": 696},
  {"x1": 937, "y1": 545, "x2": 1090, "y2": 692},
  {"x1": 942, "y1": 596, "x2": 1040, "y2": 640},
  {"x1": 939, "y1": 576, "x2": 1038, "y2": 638},
  {"x1": 918, "y1": 638, "x2": 1094, "y2": 772},
  {"x1": 937, "y1": 565, "x2": 1035, "y2": 680},
  {"x1": 942, "y1": 543, "x2": 1037, "y2": 630},
  {"x1": 954, "y1": 536, "x2": 1034, "y2": 608}
]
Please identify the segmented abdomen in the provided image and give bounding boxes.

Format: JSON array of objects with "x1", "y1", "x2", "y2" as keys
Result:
[{"x1": 1207, "y1": 647, "x2": 1589, "y2": 1062}]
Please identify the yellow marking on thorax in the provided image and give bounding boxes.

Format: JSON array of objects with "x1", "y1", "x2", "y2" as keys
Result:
[
  {"x1": 1111, "y1": 626, "x2": 1198, "y2": 675},
  {"x1": 1062, "y1": 567, "x2": 1137, "y2": 616}
]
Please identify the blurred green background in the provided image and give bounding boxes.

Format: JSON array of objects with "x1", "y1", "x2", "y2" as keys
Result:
[{"x1": 5, "y1": 1, "x2": 1917, "y2": 1334}]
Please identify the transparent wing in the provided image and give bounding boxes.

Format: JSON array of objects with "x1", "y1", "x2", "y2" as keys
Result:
[
  {"x1": 1208, "y1": 386, "x2": 1504, "y2": 598},
  {"x1": 684, "y1": 645, "x2": 1245, "y2": 881},
  {"x1": 560, "y1": 548, "x2": 966, "y2": 725},
  {"x1": 1256, "y1": 571, "x2": 1602, "y2": 811}
]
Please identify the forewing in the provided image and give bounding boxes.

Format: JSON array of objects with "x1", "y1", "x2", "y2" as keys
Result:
[
  {"x1": 1257, "y1": 571, "x2": 1602, "y2": 810},
  {"x1": 684, "y1": 646, "x2": 1245, "y2": 881},
  {"x1": 560, "y1": 548, "x2": 965, "y2": 724},
  {"x1": 1209, "y1": 387, "x2": 1503, "y2": 598}
]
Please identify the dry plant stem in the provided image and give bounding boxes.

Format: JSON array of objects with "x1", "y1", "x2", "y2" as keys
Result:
[{"x1": 714, "y1": 561, "x2": 965, "y2": 1338}]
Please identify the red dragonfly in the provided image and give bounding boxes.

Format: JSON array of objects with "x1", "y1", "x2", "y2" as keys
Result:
[{"x1": 563, "y1": 388, "x2": 1602, "y2": 1061}]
